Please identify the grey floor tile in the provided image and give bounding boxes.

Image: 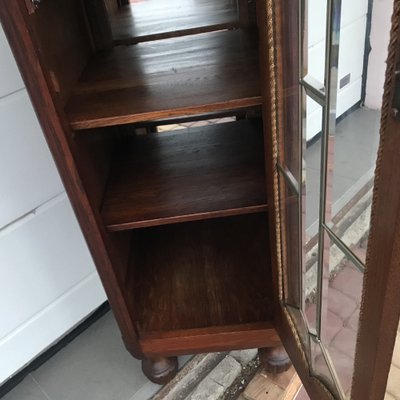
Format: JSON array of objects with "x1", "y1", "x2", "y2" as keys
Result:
[
  {"x1": 127, "y1": 355, "x2": 193, "y2": 400},
  {"x1": 128, "y1": 382, "x2": 160, "y2": 400},
  {"x1": 2, "y1": 375, "x2": 49, "y2": 400},
  {"x1": 305, "y1": 107, "x2": 380, "y2": 229},
  {"x1": 31, "y1": 312, "x2": 149, "y2": 400}
]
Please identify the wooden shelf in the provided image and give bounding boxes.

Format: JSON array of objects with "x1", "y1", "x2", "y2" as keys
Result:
[
  {"x1": 66, "y1": 29, "x2": 261, "y2": 130},
  {"x1": 101, "y1": 119, "x2": 268, "y2": 231},
  {"x1": 110, "y1": 0, "x2": 239, "y2": 45},
  {"x1": 128, "y1": 213, "x2": 274, "y2": 336}
]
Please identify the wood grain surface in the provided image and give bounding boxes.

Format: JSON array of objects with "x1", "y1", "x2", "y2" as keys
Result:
[
  {"x1": 66, "y1": 29, "x2": 261, "y2": 129},
  {"x1": 110, "y1": 0, "x2": 239, "y2": 44},
  {"x1": 128, "y1": 213, "x2": 274, "y2": 333},
  {"x1": 101, "y1": 119, "x2": 268, "y2": 230}
]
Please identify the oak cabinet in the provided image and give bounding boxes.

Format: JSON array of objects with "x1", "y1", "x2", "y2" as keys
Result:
[{"x1": 2, "y1": 0, "x2": 400, "y2": 398}]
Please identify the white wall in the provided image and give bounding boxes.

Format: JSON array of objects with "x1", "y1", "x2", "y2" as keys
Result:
[
  {"x1": 306, "y1": 0, "x2": 369, "y2": 140},
  {"x1": 364, "y1": 0, "x2": 394, "y2": 109},
  {"x1": 0, "y1": 24, "x2": 106, "y2": 385}
]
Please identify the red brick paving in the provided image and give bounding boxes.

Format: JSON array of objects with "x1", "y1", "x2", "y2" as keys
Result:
[
  {"x1": 302, "y1": 255, "x2": 364, "y2": 397},
  {"x1": 331, "y1": 265, "x2": 363, "y2": 302}
]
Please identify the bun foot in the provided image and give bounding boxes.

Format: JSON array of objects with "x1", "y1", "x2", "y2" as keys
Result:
[
  {"x1": 259, "y1": 346, "x2": 292, "y2": 374},
  {"x1": 142, "y1": 356, "x2": 178, "y2": 385}
]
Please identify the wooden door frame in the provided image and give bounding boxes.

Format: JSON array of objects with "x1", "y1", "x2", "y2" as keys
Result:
[
  {"x1": 263, "y1": 0, "x2": 400, "y2": 398},
  {"x1": 352, "y1": 0, "x2": 400, "y2": 398},
  {"x1": 257, "y1": 0, "x2": 336, "y2": 397}
]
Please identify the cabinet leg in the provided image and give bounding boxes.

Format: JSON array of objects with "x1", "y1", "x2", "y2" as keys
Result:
[
  {"x1": 259, "y1": 345, "x2": 291, "y2": 374},
  {"x1": 141, "y1": 356, "x2": 178, "y2": 385}
]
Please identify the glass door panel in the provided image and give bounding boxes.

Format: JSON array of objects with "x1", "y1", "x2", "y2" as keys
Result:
[
  {"x1": 278, "y1": 0, "x2": 393, "y2": 397},
  {"x1": 321, "y1": 242, "x2": 363, "y2": 397},
  {"x1": 307, "y1": 0, "x2": 327, "y2": 86},
  {"x1": 302, "y1": 93, "x2": 323, "y2": 334},
  {"x1": 279, "y1": 169, "x2": 301, "y2": 308}
]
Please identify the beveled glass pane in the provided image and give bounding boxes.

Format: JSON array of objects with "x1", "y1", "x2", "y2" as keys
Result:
[
  {"x1": 324, "y1": 0, "x2": 381, "y2": 264},
  {"x1": 320, "y1": 231, "x2": 363, "y2": 398},
  {"x1": 277, "y1": 0, "x2": 301, "y2": 182},
  {"x1": 310, "y1": 336, "x2": 342, "y2": 399},
  {"x1": 302, "y1": 94, "x2": 323, "y2": 334},
  {"x1": 279, "y1": 169, "x2": 301, "y2": 308},
  {"x1": 306, "y1": 0, "x2": 328, "y2": 84}
]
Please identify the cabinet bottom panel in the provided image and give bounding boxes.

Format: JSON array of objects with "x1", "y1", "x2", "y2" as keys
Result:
[{"x1": 139, "y1": 322, "x2": 280, "y2": 357}]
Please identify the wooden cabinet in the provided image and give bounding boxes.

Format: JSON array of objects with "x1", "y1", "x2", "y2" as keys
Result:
[{"x1": 2, "y1": 0, "x2": 400, "y2": 398}]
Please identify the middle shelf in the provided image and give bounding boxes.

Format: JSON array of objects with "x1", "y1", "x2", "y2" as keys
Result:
[
  {"x1": 101, "y1": 119, "x2": 268, "y2": 231},
  {"x1": 66, "y1": 29, "x2": 261, "y2": 130}
]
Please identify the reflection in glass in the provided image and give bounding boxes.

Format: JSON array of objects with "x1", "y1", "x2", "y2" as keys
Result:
[
  {"x1": 310, "y1": 336, "x2": 342, "y2": 399},
  {"x1": 320, "y1": 235, "x2": 363, "y2": 398},
  {"x1": 278, "y1": 169, "x2": 301, "y2": 308},
  {"x1": 302, "y1": 95, "x2": 323, "y2": 335},
  {"x1": 325, "y1": 108, "x2": 380, "y2": 264},
  {"x1": 307, "y1": 0, "x2": 327, "y2": 84},
  {"x1": 277, "y1": 0, "x2": 391, "y2": 396},
  {"x1": 278, "y1": 0, "x2": 301, "y2": 182}
]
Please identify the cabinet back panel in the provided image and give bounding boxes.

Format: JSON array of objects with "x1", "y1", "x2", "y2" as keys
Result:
[{"x1": 30, "y1": 0, "x2": 93, "y2": 105}]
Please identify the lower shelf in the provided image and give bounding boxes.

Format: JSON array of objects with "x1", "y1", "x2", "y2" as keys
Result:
[
  {"x1": 101, "y1": 119, "x2": 268, "y2": 231},
  {"x1": 126, "y1": 213, "x2": 275, "y2": 350}
]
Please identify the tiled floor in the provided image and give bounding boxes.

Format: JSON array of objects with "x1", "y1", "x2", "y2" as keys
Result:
[{"x1": 2, "y1": 312, "x2": 191, "y2": 400}]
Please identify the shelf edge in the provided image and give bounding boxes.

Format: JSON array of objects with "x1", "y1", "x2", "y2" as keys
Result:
[{"x1": 106, "y1": 204, "x2": 268, "y2": 232}]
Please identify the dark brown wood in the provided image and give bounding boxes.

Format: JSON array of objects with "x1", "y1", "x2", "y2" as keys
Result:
[
  {"x1": 238, "y1": 0, "x2": 257, "y2": 28},
  {"x1": 256, "y1": 0, "x2": 335, "y2": 398},
  {"x1": 109, "y1": 0, "x2": 239, "y2": 44},
  {"x1": 101, "y1": 120, "x2": 268, "y2": 231},
  {"x1": 352, "y1": 1, "x2": 400, "y2": 398},
  {"x1": 2, "y1": 0, "x2": 364, "y2": 396},
  {"x1": 259, "y1": 345, "x2": 292, "y2": 374},
  {"x1": 0, "y1": 0, "x2": 144, "y2": 360},
  {"x1": 29, "y1": 0, "x2": 93, "y2": 105},
  {"x1": 142, "y1": 356, "x2": 178, "y2": 384},
  {"x1": 83, "y1": 0, "x2": 114, "y2": 51},
  {"x1": 66, "y1": 29, "x2": 261, "y2": 129},
  {"x1": 140, "y1": 323, "x2": 281, "y2": 356},
  {"x1": 73, "y1": 127, "x2": 117, "y2": 210},
  {"x1": 128, "y1": 214, "x2": 273, "y2": 333}
]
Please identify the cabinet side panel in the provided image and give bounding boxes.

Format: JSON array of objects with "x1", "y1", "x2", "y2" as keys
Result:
[
  {"x1": 0, "y1": 0, "x2": 142, "y2": 358},
  {"x1": 29, "y1": 0, "x2": 94, "y2": 105}
]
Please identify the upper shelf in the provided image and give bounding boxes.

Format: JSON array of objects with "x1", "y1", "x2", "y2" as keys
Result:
[
  {"x1": 101, "y1": 119, "x2": 268, "y2": 231},
  {"x1": 110, "y1": 0, "x2": 239, "y2": 44},
  {"x1": 65, "y1": 29, "x2": 261, "y2": 130}
]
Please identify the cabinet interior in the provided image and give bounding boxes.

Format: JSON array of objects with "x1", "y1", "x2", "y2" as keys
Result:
[{"x1": 29, "y1": 0, "x2": 276, "y2": 349}]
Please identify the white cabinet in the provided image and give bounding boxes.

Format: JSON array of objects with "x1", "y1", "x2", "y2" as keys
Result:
[
  {"x1": 0, "y1": 90, "x2": 63, "y2": 228},
  {"x1": 0, "y1": 23, "x2": 106, "y2": 385},
  {"x1": 306, "y1": 0, "x2": 369, "y2": 140}
]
